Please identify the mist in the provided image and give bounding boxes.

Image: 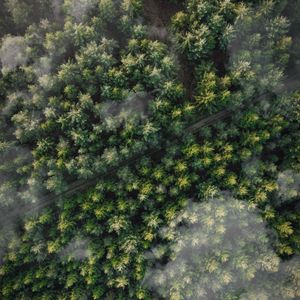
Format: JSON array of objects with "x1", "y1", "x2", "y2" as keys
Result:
[
  {"x1": 59, "y1": 237, "x2": 91, "y2": 261},
  {"x1": 0, "y1": 35, "x2": 28, "y2": 73},
  {"x1": 143, "y1": 193, "x2": 300, "y2": 299},
  {"x1": 64, "y1": 0, "x2": 98, "y2": 23}
]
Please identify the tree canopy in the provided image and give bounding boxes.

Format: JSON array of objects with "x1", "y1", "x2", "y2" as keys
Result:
[{"x1": 0, "y1": 0, "x2": 300, "y2": 299}]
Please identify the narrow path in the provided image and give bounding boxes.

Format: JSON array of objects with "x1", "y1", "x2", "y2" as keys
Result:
[{"x1": 3, "y1": 74, "x2": 300, "y2": 227}]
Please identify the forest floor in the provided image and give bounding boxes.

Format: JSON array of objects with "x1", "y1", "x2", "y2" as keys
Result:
[
  {"x1": 143, "y1": 0, "x2": 183, "y2": 27},
  {"x1": 143, "y1": 0, "x2": 194, "y2": 98}
]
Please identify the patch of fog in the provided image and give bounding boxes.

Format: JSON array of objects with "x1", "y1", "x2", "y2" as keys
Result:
[
  {"x1": 242, "y1": 156, "x2": 262, "y2": 179},
  {"x1": 277, "y1": 170, "x2": 300, "y2": 201},
  {"x1": 0, "y1": 141, "x2": 46, "y2": 262},
  {"x1": 51, "y1": 0, "x2": 64, "y2": 22},
  {"x1": 33, "y1": 56, "x2": 53, "y2": 77},
  {"x1": 148, "y1": 25, "x2": 168, "y2": 41},
  {"x1": 0, "y1": 225, "x2": 20, "y2": 265},
  {"x1": 60, "y1": 237, "x2": 91, "y2": 261},
  {"x1": 143, "y1": 193, "x2": 300, "y2": 299},
  {"x1": 1, "y1": 91, "x2": 30, "y2": 117},
  {"x1": 64, "y1": 0, "x2": 98, "y2": 23},
  {"x1": 226, "y1": 3, "x2": 291, "y2": 102},
  {"x1": 0, "y1": 36, "x2": 28, "y2": 74},
  {"x1": 99, "y1": 91, "x2": 153, "y2": 129}
]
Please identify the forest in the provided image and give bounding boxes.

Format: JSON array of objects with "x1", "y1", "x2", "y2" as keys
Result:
[{"x1": 0, "y1": 0, "x2": 300, "y2": 299}]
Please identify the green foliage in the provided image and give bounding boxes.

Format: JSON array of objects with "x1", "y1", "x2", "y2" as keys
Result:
[
  {"x1": 0, "y1": 0, "x2": 300, "y2": 299},
  {"x1": 4, "y1": 0, "x2": 55, "y2": 31}
]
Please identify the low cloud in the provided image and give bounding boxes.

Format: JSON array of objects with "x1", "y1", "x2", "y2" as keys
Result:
[
  {"x1": 277, "y1": 170, "x2": 300, "y2": 201},
  {"x1": 143, "y1": 193, "x2": 300, "y2": 299},
  {"x1": 100, "y1": 91, "x2": 153, "y2": 130},
  {"x1": 65, "y1": 0, "x2": 98, "y2": 23},
  {"x1": 0, "y1": 36, "x2": 28, "y2": 73},
  {"x1": 33, "y1": 56, "x2": 53, "y2": 77},
  {"x1": 242, "y1": 156, "x2": 262, "y2": 179},
  {"x1": 60, "y1": 238, "x2": 91, "y2": 261},
  {"x1": 148, "y1": 25, "x2": 168, "y2": 41}
]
